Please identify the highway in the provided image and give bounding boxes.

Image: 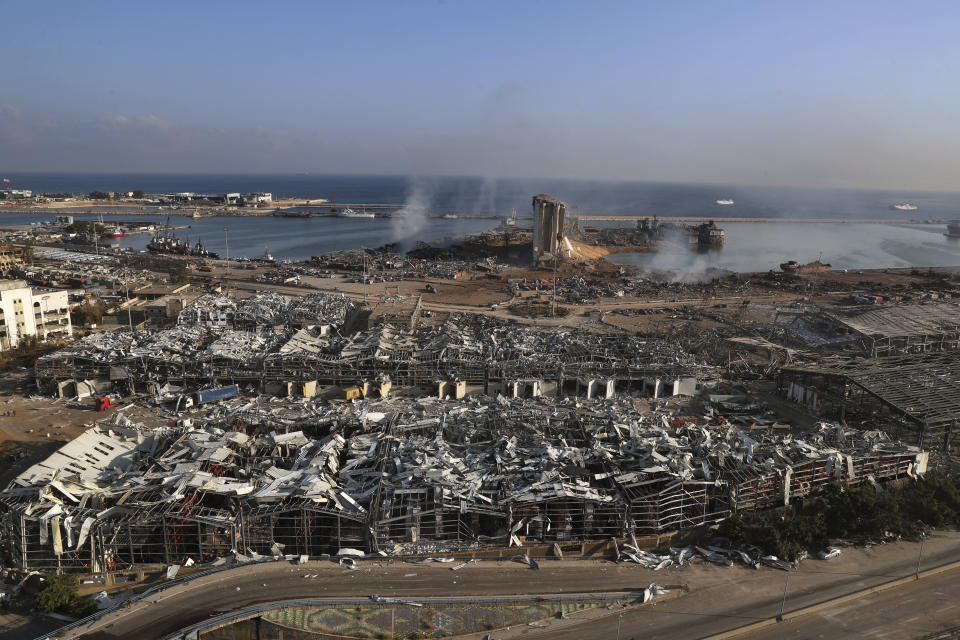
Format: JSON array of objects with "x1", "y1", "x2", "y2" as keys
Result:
[{"x1": 63, "y1": 531, "x2": 960, "y2": 639}]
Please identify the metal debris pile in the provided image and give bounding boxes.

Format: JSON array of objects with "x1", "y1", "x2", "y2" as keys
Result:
[{"x1": 0, "y1": 394, "x2": 925, "y2": 573}]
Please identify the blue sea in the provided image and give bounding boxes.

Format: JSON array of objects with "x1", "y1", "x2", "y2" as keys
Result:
[{"x1": 1, "y1": 173, "x2": 958, "y2": 270}]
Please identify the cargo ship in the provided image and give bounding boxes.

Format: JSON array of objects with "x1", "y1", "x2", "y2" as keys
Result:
[
  {"x1": 337, "y1": 207, "x2": 376, "y2": 219},
  {"x1": 781, "y1": 259, "x2": 831, "y2": 273},
  {"x1": 147, "y1": 231, "x2": 219, "y2": 259}
]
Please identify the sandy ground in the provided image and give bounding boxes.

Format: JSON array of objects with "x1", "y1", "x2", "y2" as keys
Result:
[{"x1": 0, "y1": 373, "x2": 170, "y2": 488}]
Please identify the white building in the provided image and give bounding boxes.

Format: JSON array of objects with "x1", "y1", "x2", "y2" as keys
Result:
[
  {"x1": 0, "y1": 189, "x2": 32, "y2": 199},
  {"x1": 243, "y1": 192, "x2": 272, "y2": 205},
  {"x1": 0, "y1": 280, "x2": 72, "y2": 351}
]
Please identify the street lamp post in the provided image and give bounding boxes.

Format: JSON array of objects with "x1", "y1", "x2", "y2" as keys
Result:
[
  {"x1": 125, "y1": 284, "x2": 133, "y2": 330},
  {"x1": 224, "y1": 227, "x2": 230, "y2": 291},
  {"x1": 777, "y1": 570, "x2": 791, "y2": 621}
]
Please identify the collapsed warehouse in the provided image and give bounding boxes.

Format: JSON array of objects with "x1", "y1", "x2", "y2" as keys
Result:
[
  {"x1": 770, "y1": 302, "x2": 960, "y2": 357},
  {"x1": 0, "y1": 396, "x2": 926, "y2": 573},
  {"x1": 780, "y1": 351, "x2": 960, "y2": 458},
  {"x1": 35, "y1": 293, "x2": 710, "y2": 400}
]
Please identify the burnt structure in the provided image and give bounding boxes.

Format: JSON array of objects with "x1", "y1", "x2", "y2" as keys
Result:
[
  {"x1": 780, "y1": 351, "x2": 960, "y2": 457},
  {"x1": 0, "y1": 396, "x2": 926, "y2": 573},
  {"x1": 532, "y1": 194, "x2": 566, "y2": 264}
]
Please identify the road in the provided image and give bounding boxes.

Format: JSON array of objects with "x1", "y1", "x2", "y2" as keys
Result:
[
  {"x1": 62, "y1": 531, "x2": 960, "y2": 640},
  {"x1": 745, "y1": 568, "x2": 960, "y2": 640}
]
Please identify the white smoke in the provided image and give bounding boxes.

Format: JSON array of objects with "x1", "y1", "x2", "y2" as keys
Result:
[{"x1": 390, "y1": 180, "x2": 434, "y2": 251}]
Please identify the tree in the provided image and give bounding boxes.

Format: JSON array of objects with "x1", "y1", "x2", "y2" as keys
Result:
[
  {"x1": 34, "y1": 575, "x2": 97, "y2": 618},
  {"x1": 71, "y1": 301, "x2": 105, "y2": 326},
  {"x1": 132, "y1": 190, "x2": 145, "y2": 199}
]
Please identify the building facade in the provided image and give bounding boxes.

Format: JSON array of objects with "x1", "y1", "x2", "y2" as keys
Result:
[{"x1": 0, "y1": 280, "x2": 72, "y2": 351}]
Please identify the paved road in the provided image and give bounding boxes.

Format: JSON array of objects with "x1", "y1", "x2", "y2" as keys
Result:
[
  {"x1": 746, "y1": 568, "x2": 960, "y2": 640},
  {"x1": 64, "y1": 531, "x2": 960, "y2": 640}
]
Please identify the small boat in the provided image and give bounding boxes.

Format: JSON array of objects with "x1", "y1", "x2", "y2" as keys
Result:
[
  {"x1": 337, "y1": 207, "x2": 376, "y2": 218},
  {"x1": 497, "y1": 209, "x2": 519, "y2": 230},
  {"x1": 889, "y1": 203, "x2": 918, "y2": 211},
  {"x1": 781, "y1": 259, "x2": 831, "y2": 273},
  {"x1": 261, "y1": 247, "x2": 275, "y2": 262},
  {"x1": 107, "y1": 226, "x2": 128, "y2": 238},
  {"x1": 715, "y1": 199, "x2": 734, "y2": 206},
  {"x1": 442, "y1": 214, "x2": 458, "y2": 219}
]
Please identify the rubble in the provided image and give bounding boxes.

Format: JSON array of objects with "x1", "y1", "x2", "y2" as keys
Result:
[
  {"x1": 37, "y1": 303, "x2": 712, "y2": 398},
  {"x1": 0, "y1": 393, "x2": 926, "y2": 573}
]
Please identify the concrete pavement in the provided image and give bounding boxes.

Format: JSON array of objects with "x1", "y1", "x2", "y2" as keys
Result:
[{"x1": 61, "y1": 531, "x2": 960, "y2": 640}]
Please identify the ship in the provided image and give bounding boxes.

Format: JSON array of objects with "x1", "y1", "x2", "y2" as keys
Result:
[
  {"x1": 273, "y1": 202, "x2": 313, "y2": 218},
  {"x1": 107, "y1": 225, "x2": 128, "y2": 238},
  {"x1": 715, "y1": 199, "x2": 734, "y2": 205},
  {"x1": 781, "y1": 259, "x2": 831, "y2": 273},
  {"x1": 947, "y1": 220, "x2": 960, "y2": 237},
  {"x1": 147, "y1": 224, "x2": 219, "y2": 259},
  {"x1": 497, "y1": 209, "x2": 519, "y2": 230},
  {"x1": 260, "y1": 246, "x2": 275, "y2": 262},
  {"x1": 190, "y1": 239, "x2": 219, "y2": 259},
  {"x1": 337, "y1": 207, "x2": 376, "y2": 218},
  {"x1": 889, "y1": 203, "x2": 918, "y2": 211}
]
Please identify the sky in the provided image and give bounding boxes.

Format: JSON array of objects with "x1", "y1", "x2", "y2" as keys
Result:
[{"x1": 2, "y1": 1, "x2": 959, "y2": 189}]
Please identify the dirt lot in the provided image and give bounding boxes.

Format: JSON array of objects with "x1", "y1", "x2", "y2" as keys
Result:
[{"x1": 0, "y1": 372, "x2": 167, "y2": 488}]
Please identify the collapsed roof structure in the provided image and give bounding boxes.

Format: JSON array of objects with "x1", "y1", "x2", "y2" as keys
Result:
[
  {"x1": 36, "y1": 301, "x2": 711, "y2": 399},
  {"x1": 819, "y1": 303, "x2": 960, "y2": 357},
  {"x1": 0, "y1": 396, "x2": 926, "y2": 573},
  {"x1": 780, "y1": 351, "x2": 960, "y2": 456}
]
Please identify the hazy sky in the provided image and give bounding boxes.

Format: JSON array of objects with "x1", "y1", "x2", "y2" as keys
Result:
[{"x1": 2, "y1": 1, "x2": 959, "y2": 189}]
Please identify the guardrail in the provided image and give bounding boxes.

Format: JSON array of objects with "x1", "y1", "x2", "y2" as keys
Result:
[
  {"x1": 32, "y1": 557, "x2": 285, "y2": 640},
  {"x1": 160, "y1": 591, "x2": 648, "y2": 640},
  {"x1": 33, "y1": 550, "x2": 659, "y2": 640}
]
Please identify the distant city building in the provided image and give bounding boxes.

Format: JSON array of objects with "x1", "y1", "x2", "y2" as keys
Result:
[
  {"x1": 158, "y1": 192, "x2": 270, "y2": 206},
  {"x1": 0, "y1": 279, "x2": 72, "y2": 351},
  {"x1": 0, "y1": 189, "x2": 32, "y2": 199},
  {"x1": 243, "y1": 192, "x2": 273, "y2": 206}
]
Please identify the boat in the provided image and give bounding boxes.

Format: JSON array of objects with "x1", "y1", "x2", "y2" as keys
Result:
[
  {"x1": 715, "y1": 199, "x2": 734, "y2": 205},
  {"x1": 261, "y1": 247, "x2": 275, "y2": 262},
  {"x1": 781, "y1": 259, "x2": 831, "y2": 273},
  {"x1": 497, "y1": 210, "x2": 519, "y2": 230},
  {"x1": 337, "y1": 207, "x2": 376, "y2": 218},
  {"x1": 947, "y1": 220, "x2": 960, "y2": 237},
  {"x1": 889, "y1": 203, "x2": 918, "y2": 211},
  {"x1": 107, "y1": 226, "x2": 128, "y2": 238},
  {"x1": 190, "y1": 239, "x2": 219, "y2": 259},
  {"x1": 273, "y1": 209, "x2": 312, "y2": 218},
  {"x1": 442, "y1": 214, "x2": 458, "y2": 219},
  {"x1": 147, "y1": 215, "x2": 219, "y2": 258}
]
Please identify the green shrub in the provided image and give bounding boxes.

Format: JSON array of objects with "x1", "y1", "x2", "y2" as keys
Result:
[
  {"x1": 34, "y1": 575, "x2": 98, "y2": 619},
  {"x1": 720, "y1": 472, "x2": 959, "y2": 561}
]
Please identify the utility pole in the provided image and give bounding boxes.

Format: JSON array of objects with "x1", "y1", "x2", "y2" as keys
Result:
[
  {"x1": 125, "y1": 284, "x2": 133, "y2": 330},
  {"x1": 224, "y1": 227, "x2": 230, "y2": 293},
  {"x1": 552, "y1": 232, "x2": 561, "y2": 318},
  {"x1": 362, "y1": 248, "x2": 368, "y2": 305},
  {"x1": 916, "y1": 532, "x2": 926, "y2": 579},
  {"x1": 777, "y1": 569, "x2": 791, "y2": 621}
]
